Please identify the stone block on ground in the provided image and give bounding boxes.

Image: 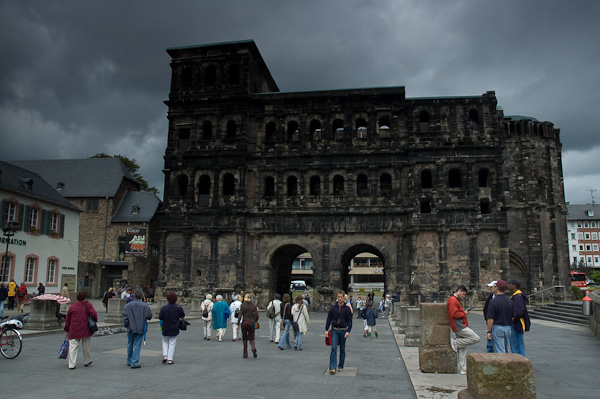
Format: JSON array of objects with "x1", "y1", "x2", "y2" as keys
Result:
[
  {"x1": 419, "y1": 346, "x2": 458, "y2": 373},
  {"x1": 26, "y1": 299, "x2": 58, "y2": 330}
]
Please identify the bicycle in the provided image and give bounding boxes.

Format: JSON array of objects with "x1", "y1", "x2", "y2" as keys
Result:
[{"x1": 0, "y1": 313, "x2": 28, "y2": 359}]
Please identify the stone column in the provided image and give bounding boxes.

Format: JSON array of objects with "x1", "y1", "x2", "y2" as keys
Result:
[
  {"x1": 190, "y1": 297, "x2": 203, "y2": 317},
  {"x1": 418, "y1": 303, "x2": 457, "y2": 373},
  {"x1": 26, "y1": 299, "x2": 58, "y2": 330},
  {"x1": 104, "y1": 298, "x2": 127, "y2": 324},
  {"x1": 404, "y1": 307, "x2": 421, "y2": 347},
  {"x1": 398, "y1": 305, "x2": 416, "y2": 333}
]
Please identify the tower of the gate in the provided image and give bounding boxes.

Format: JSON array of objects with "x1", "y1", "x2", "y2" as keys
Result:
[{"x1": 158, "y1": 40, "x2": 569, "y2": 308}]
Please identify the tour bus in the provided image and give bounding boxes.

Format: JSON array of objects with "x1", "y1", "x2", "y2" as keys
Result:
[{"x1": 571, "y1": 271, "x2": 588, "y2": 290}]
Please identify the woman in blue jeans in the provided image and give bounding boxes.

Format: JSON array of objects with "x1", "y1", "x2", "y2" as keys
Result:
[{"x1": 278, "y1": 293, "x2": 293, "y2": 350}]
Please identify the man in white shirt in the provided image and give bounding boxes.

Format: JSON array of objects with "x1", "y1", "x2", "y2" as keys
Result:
[{"x1": 267, "y1": 293, "x2": 282, "y2": 344}]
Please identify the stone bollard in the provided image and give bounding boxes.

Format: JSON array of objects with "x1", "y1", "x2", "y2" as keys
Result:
[
  {"x1": 26, "y1": 299, "x2": 59, "y2": 330},
  {"x1": 398, "y1": 305, "x2": 416, "y2": 333},
  {"x1": 404, "y1": 307, "x2": 421, "y2": 347},
  {"x1": 418, "y1": 303, "x2": 457, "y2": 373},
  {"x1": 190, "y1": 298, "x2": 203, "y2": 317},
  {"x1": 458, "y1": 353, "x2": 536, "y2": 398},
  {"x1": 104, "y1": 298, "x2": 127, "y2": 324}
]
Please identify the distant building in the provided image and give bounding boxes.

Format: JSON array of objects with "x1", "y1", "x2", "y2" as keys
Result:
[
  {"x1": 10, "y1": 159, "x2": 161, "y2": 297},
  {"x1": 1, "y1": 161, "x2": 80, "y2": 293},
  {"x1": 567, "y1": 204, "x2": 600, "y2": 268}
]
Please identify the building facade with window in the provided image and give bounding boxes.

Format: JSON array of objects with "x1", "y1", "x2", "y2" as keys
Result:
[
  {"x1": 10, "y1": 159, "x2": 160, "y2": 298},
  {"x1": 0, "y1": 161, "x2": 80, "y2": 293},
  {"x1": 157, "y1": 40, "x2": 569, "y2": 308},
  {"x1": 567, "y1": 204, "x2": 600, "y2": 268}
]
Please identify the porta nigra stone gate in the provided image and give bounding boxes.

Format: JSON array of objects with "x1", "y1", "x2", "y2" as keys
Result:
[{"x1": 156, "y1": 40, "x2": 569, "y2": 309}]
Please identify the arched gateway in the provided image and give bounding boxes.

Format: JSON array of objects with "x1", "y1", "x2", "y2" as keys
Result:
[{"x1": 156, "y1": 40, "x2": 569, "y2": 308}]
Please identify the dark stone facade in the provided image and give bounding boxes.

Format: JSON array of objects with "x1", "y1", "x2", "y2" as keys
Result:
[{"x1": 157, "y1": 40, "x2": 569, "y2": 309}]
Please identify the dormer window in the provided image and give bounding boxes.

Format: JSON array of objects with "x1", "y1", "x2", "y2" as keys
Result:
[
  {"x1": 20, "y1": 177, "x2": 33, "y2": 190},
  {"x1": 588, "y1": 210, "x2": 595, "y2": 217},
  {"x1": 131, "y1": 206, "x2": 140, "y2": 215},
  {"x1": 56, "y1": 182, "x2": 65, "y2": 190}
]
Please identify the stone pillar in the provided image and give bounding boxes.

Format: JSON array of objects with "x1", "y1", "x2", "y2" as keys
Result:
[
  {"x1": 104, "y1": 298, "x2": 127, "y2": 324},
  {"x1": 398, "y1": 305, "x2": 416, "y2": 333},
  {"x1": 418, "y1": 303, "x2": 457, "y2": 373},
  {"x1": 26, "y1": 299, "x2": 58, "y2": 330},
  {"x1": 404, "y1": 307, "x2": 421, "y2": 347},
  {"x1": 458, "y1": 353, "x2": 536, "y2": 398},
  {"x1": 190, "y1": 297, "x2": 203, "y2": 317}
]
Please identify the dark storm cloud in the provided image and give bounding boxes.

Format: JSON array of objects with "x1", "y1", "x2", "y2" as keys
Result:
[{"x1": 1, "y1": 0, "x2": 599, "y2": 203}]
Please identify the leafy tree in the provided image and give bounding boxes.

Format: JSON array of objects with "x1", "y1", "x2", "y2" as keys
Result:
[{"x1": 91, "y1": 153, "x2": 159, "y2": 194}]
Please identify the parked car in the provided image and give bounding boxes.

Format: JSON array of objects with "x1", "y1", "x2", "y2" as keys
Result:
[{"x1": 290, "y1": 280, "x2": 308, "y2": 291}]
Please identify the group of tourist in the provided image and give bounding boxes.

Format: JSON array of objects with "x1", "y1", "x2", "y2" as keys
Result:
[
  {"x1": 447, "y1": 279, "x2": 531, "y2": 375},
  {"x1": 0, "y1": 280, "x2": 30, "y2": 313}
]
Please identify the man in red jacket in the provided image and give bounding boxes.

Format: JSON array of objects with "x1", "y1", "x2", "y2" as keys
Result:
[{"x1": 447, "y1": 285, "x2": 480, "y2": 375}]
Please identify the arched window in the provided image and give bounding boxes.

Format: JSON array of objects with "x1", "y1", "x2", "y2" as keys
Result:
[
  {"x1": 202, "y1": 120, "x2": 212, "y2": 140},
  {"x1": 333, "y1": 175, "x2": 345, "y2": 196},
  {"x1": 226, "y1": 120, "x2": 236, "y2": 140},
  {"x1": 419, "y1": 110, "x2": 430, "y2": 133},
  {"x1": 310, "y1": 176, "x2": 321, "y2": 196},
  {"x1": 420, "y1": 200, "x2": 432, "y2": 214},
  {"x1": 265, "y1": 122, "x2": 277, "y2": 142},
  {"x1": 287, "y1": 176, "x2": 298, "y2": 196},
  {"x1": 310, "y1": 120, "x2": 322, "y2": 141},
  {"x1": 198, "y1": 175, "x2": 211, "y2": 195},
  {"x1": 380, "y1": 173, "x2": 392, "y2": 196},
  {"x1": 264, "y1": 176, "x2": 275, "y2": 197},
  {"x1": 177, "y1": 127, "x2": 191, "y2": 150},
  {"x1": 204, "y1": 66, "x2": 216, "y2": 86},
  {"x1": 228, "y1": 64, "x2": 240, "y2": 85},
  {"x1": 333, "y1": 119, "x2": 344, "y2": 140},
  {"x1": 421, "y1": 170, "x2": 433, "y2": 189},
  {"x1": 378, "y1": 117, "x2": 390, "y2": 137},
  {"x1": 356, "y1": 118, "x2": 368, "y2": 139},
  {"x1": 468, "y1": 109, "x2": 479, "y2": 126},
  {"x1": 357, "y1": 174, "x2": 369, "y2": 196},
  {"x1": 449, "y1": 169, "x2": 462, "y2": 188},
  {"x1": 287, "y1": 121, "x2": 299, "y2": 142},
  {"x1": 177, "y1": 175, "x2": 188, "y2": 197},
  {"x1": 182, "y1": 68, "x2": 193, "y2": 88},
  {"x1": 478, "y1": 168, "x2": 489, "y2": 188},
  {"x1": 223, "y1": 173, "x2": 235, "y2": 196}
]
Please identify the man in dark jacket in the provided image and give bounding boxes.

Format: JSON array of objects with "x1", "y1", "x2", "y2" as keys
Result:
[
  {"x1": 508, "y1": 279, "x2": 530, "y2": 357},
  {"x1": 0, "y1": 283, "x2": 8, "y2": 317},
  {"x1": 325, "y1": 290, "x2": 353, "y2": 375},
  {"x1": 482, "y1": 281, "x2": 498, "y2": 352},
  {"x1": 122, "y1": 290, "x2": 152, "y2": 368}
]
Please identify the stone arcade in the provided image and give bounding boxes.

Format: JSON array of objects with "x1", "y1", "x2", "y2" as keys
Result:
[{"x1": 156, "y1": 40, "x2": 568, "y2": 309}]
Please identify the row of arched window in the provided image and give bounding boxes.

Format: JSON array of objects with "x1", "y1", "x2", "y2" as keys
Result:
[{"x1": 179, "y1": 63, "x2": 240, "y2": 89}]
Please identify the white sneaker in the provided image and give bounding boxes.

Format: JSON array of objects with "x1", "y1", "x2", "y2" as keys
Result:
[
  {"x1": 459, "y1": 371, "x2": 467, "y2": 375},
  {"x1": 450, "y1": 338, "x2": 458, "y2": 352}
]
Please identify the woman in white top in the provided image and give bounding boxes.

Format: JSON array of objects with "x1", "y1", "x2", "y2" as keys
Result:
[
  {"x1": 229, "y1": 295, "x2": 243, "y2": 341},
  {"x1": 291, "y1": 294, "x2": 310, "y2": 350},
  {"x1": 201, "y1": 294, "x2": 214, "y2": 340}
]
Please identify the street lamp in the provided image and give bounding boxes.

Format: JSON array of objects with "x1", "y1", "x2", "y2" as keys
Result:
[{"x1": 2, "y1": 220, "x2": 19, "y2": 278}]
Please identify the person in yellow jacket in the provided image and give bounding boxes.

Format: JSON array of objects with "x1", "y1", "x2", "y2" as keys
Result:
[{"x1": 7, "y1": 279, "x2": 17, "y2": 310}]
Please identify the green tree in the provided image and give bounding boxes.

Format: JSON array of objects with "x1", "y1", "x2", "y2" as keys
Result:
[{"x1": 91, "y1": 153, "x2": 158, "y2": 194}]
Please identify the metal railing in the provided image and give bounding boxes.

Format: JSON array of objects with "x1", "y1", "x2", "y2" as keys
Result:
[{"x1": 527, "y1": 285, "x2": 567, "y2": 306}]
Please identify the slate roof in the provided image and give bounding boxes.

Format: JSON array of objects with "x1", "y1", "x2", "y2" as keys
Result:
[
  {"x1": 567, "y1": 204, "x2": 600, "y2": 221},
  {"x1": 0, "y1": 161, "x2": 80, "y2": 211},
  {"x1": 111, "y1": 191, "x2": 161, "y2": 223},
  {"x1": 9, "y1": 159, "x2": 138, "y2": 198}
]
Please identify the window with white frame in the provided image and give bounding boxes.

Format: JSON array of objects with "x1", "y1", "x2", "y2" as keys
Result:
[
  {"x1": 579, "y1": 245, "x2": 584, "y2": 251},
  {"x1": 585, "y1": 222, "x2": 589, "y2": 228},
  {"x1": 0, "y1": 255, "x2": 11, "y2": 281},
  {"x1": 50, "y1": 212, "x2": 59, "y2": 234},
  {"x1": 570, "y1": 222, "x2": 575, "y2": 228},
  {"x1": 571, "y1": 233, "x2": 576, "y2": 239},
  {"x1": 585, "y1": 233, "x2": 591, "y2": 240},
  {"x1": 47, "y1": 259, "x2": 57, "y2": 284},
  {"x1": 25, "y1": 257, "x2": 36, "y2": 283},
  {"x1": 587, "y1": 256, "x2": 593, "y2": 264},
  {"x1": 586, "y1": 244, "x2": 592, "y2": 251},
  {"x1": 572, "y1": 245, "x2": 577, "y2": 251},
  {"x1": 593, "y1": 244, "x2": 599, "y2": 251},
  {"x1": 592, "y1": 222, "x2": 597, "y2": 228},
  {"x1": 578, "y1": 222, "x2": 582, "y2": 228},
  {"x1": 29, "y1": 207, "x2": 39, "y2": 230},
  {"x1": 593, "y1": 232, "x2": 598, "y2": 240},
  {"x1": 595, "y1": 256, "x2": 600, "y2": 263},
  {"x1": 578, "y1": 232, "x2": 584, "y2": 239},
  {"x1": 4, "y1": 201, "x2": 17, "y2": 225}
]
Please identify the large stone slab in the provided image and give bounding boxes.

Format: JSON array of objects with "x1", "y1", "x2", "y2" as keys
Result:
[
  {"x1": 458, "y1": 353, "x2": 536, "y2": 399},
  {"x1": 418, "y1": 303, "x2": 457, "y2": 373},
  {"x1": 104, "y1": 298, "x2": 127, "y2": 324},
  {"x1": 398, "y1": 305, "x2": 416, "y2": 333},
  {"x1": 26, "y1": 299, "x2": 58, "y2": 330},
  {"x1": 404, "y1": 307, "x2": 421, "y2": 347}
]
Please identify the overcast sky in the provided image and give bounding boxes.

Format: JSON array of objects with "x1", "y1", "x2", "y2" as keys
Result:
[{"x1": 1, "y1": 0, "x2": 598, "y2": 204}]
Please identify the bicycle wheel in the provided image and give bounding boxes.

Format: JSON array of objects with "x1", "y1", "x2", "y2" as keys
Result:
[{"x1": 0, "y1": 328, "x2": 22, "y2": 359}]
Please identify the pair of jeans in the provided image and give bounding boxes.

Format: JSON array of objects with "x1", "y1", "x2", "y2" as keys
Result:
[
  {"x1": 329, "y1": 329, "x2": 347, "y2": 371},
  {"x1": 0, "y1": 299, "x2": 4, "y2": 317},
  {"x1": 510, "y1": 327, "x2": 526, "y2": 356},
  {"x1": 294, "y1": 330, "x2": 304, "y2": 349},
  {"x1": 278, "y1": 319, "x2": 292, "y2": 349},
  {"x1": 491, "y1": 324, "x2": 512, "y2": 353},
  {"x1": 127, "y1": 332, "x2": 144, "y2": 367},
  {"x1": 162, "y1": 335, "x2": 178, "y2": 361}
]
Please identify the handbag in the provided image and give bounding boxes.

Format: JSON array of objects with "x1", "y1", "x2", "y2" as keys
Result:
[
  {"x1": 325, "y1": 333, "x2": 331, "y2": 346},
  {"x1": 88, "y1": 316, "x2": 98, "y2": 333},
  {"x1": 179, "y1": 319, "x2": 190, "y2": 331},
  {"x1": 58, "y1": 335, "x2": 69, "y2": 359}
]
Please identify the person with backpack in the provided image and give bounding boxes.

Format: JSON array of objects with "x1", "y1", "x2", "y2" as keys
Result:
[
  {"x1": 16, "y1": 282, "x2": 28, "y2": 312},
  {"x1": 266, "y1": 293, "x2": 282, "y2": 344},
  {"x1": 508, "y1": 279, "x2": 531, "y2": 357},
  {"x1": 201, "y1": 294, "x2": 214, "y2": 340},
  {"x1": 229, "y1": 295, "x2": 243, "y2": 341}
]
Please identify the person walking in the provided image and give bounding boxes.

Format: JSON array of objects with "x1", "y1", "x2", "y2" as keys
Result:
[
  {"x1": 0, "y1": 283, "x2": 9, "y2": 317},
  {"x1": 64, "y1": 290, "x2": 98, "y2": 369},
  {"x1": 102, "y1": 287, "x2": 116, "y2": 313},
  {"x1": 365, "y1": 302, "x2": 379, "y2": 337},
  {"x1": 60, "y1": 283, "x2": 70, "y2": 312},
  {"x1": 278, "y1": 293, "x2": 293, "y2": 350},
  {"x1": 229, "y1": 294, "x2": 243, "y2": 341},
  {"x1": 7, "y1": 279, "x2": 17, "y2": 310},
  {"x1": 485, "y1": 280, "x2": 514, "y2": 353},
  {"x1": 508, "y1": 279, "x2": 531, "y2": 357},
  {"x1": 238, "y1": 293, "x2": 260, "y2": 358},
  {"x1": 122, "y1": 290, "x2": 152, "y2": 368},
  {"x1": 16, "y1": 282, "x2": 28, "y2": 312},
  {"x1": 159, "y1": 292, "x2": 185, "y2": 365},
  {"x1": 212, "y1": 295, "x2": 229, "y2": 342},
  {"x1": 291, "y1": 294, "x2": 310, "y2": 350},
  {"x1": 447, "y1": 285, "x2": 480, "y2": 375},
  {"x1": 201, "y1": 294, "x2": 214, "y2": 340},
  {"x1": 267, "y1": 293, "x2": 282, "y2": 344},
  {"x1": 325, "y1": 290, "x2": 353, "y2": 374}
]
